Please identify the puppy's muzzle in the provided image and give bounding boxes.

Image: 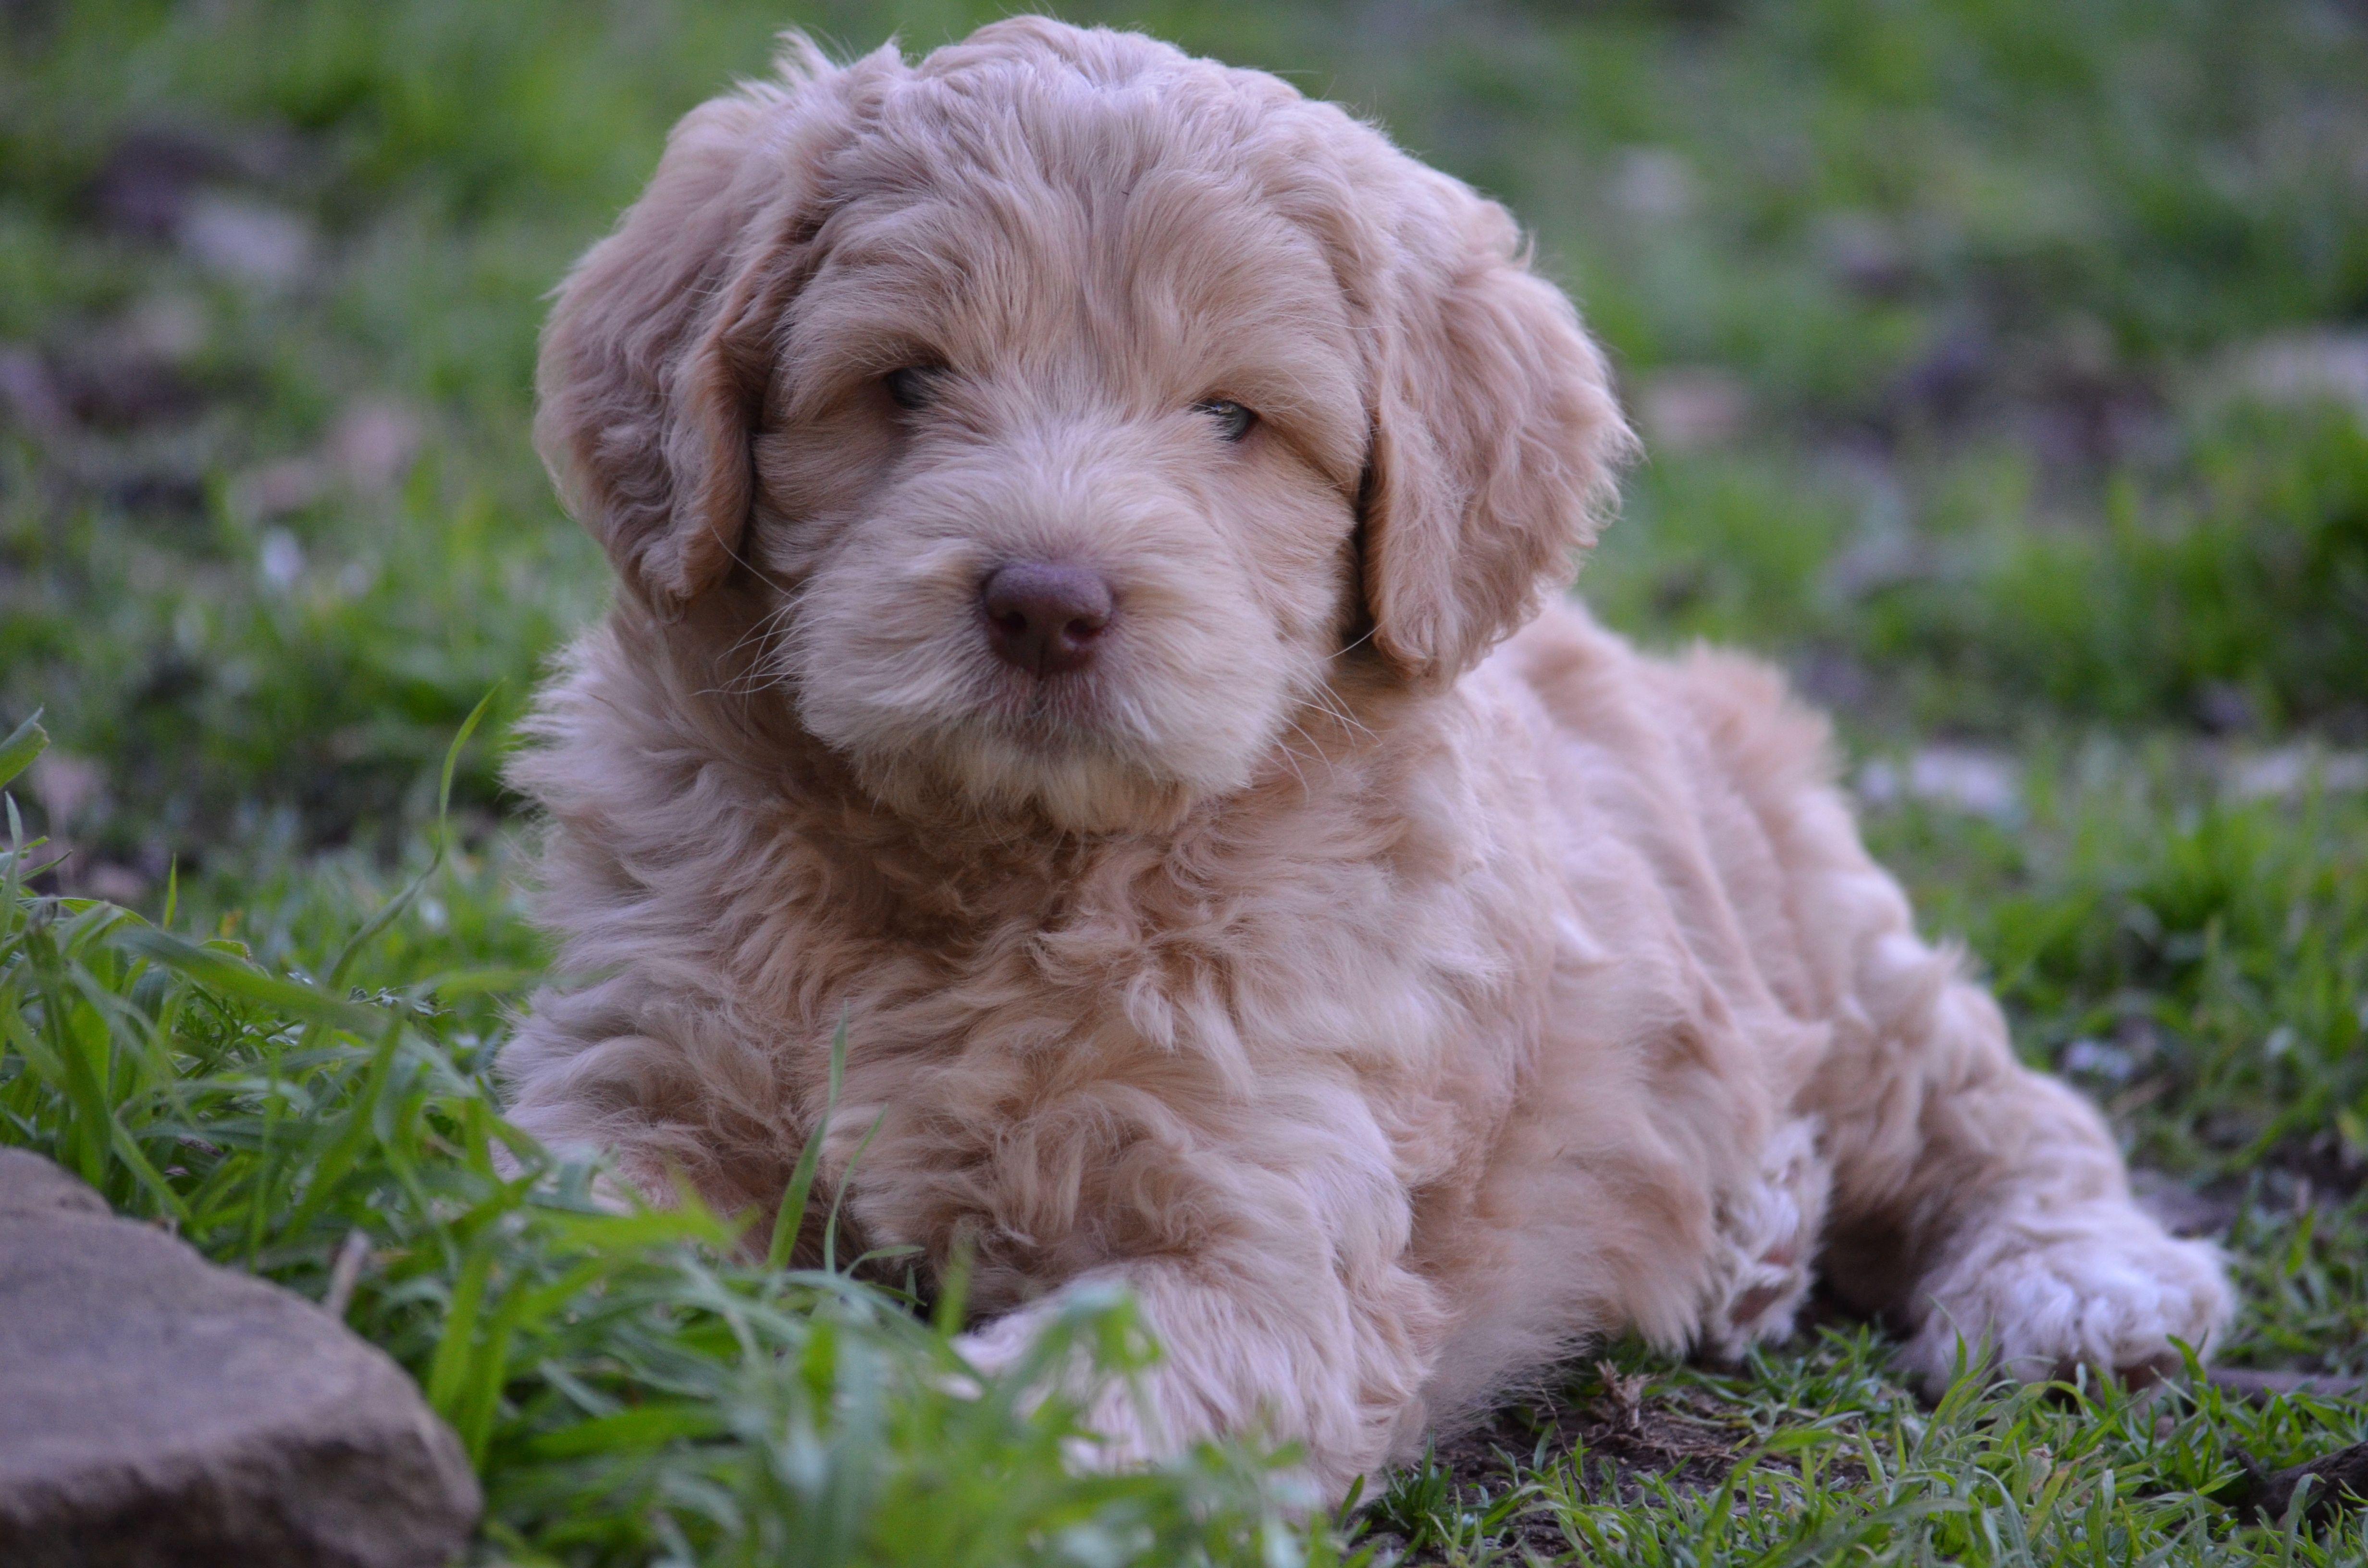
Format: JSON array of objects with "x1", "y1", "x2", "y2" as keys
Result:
[{"x1": 981, "y1": 562, "x2": 1114, "y2": 677}]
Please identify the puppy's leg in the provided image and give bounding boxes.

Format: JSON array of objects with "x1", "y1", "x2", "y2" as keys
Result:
[
  {"x1": 955, "y1": 1246, "x2": 1442, "y2": 1498},
  {"x1": 1699, "y1": 1115, "x2": 1832, "y2": 1365},
  {"x1": 1816, "y1": 935, "x2": 2232, "y2": 1395}
]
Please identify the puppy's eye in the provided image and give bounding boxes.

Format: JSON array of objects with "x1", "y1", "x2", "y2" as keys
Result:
[
  {"x1": 885, "y1": 367, "x2": 939, "y2": 411},
  {"x1": 1192, "y1": 398, "x2": 1257, "y2": 442}
]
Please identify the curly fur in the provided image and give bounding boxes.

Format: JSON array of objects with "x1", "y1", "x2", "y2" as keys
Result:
[{"x1": 504, "y1": 18, "x2": 2232, "y2": 1496}]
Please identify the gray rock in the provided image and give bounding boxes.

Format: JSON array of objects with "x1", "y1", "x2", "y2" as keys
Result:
[
  {"x1": 0, "y1": 1150, "x2": 480, "y2": 1567},
  {"x1": 0, "y1": 1150, "x2": 111, "y2": 1219}
]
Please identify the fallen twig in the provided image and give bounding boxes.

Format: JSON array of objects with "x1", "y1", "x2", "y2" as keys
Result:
[{"x1": 2213, "y1": 1441, "x2": 2368, "y2": 1526}]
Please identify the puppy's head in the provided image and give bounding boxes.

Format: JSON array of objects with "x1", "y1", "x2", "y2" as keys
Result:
[{"x1": 538, "y1": 19, "x2": 1631, "y2": 832}]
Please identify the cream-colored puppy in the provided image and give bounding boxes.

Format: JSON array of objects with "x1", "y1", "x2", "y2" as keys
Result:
[{"x1": 504, "y1": 17, "x2": 2231, "y2": 1494}]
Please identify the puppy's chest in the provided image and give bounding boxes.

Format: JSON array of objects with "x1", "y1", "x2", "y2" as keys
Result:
[
  {"x1": 831, "y1": 857, "x2": 1481, "y2": 1065},
  {"x1": 816, "y1": 873, "x2": 1518, "y2": 1204}
]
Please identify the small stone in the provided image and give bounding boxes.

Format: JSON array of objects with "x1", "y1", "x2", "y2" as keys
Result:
[
  {"x1": 2216, "y1": 331, "x2": 2368, "y2": 420},
  {"x1": 328, "y1": 400, "x2": 423, "y2": 494},
  {"x1": 81, "y1": 863, "x2": 154, "y2": 906},
  {"x1": 1824, "y1": 525, "x2": 1931, "y2": 601},
  {"x1": 2195, "y1": 681, "x2": 2257, "y2": 736},
  {"x1": 0, "y1": 1150, "x2": 479, "y2": 1567},
  {"x1": 260, "y1": 527, "x2": 307, "y2": 588},
  {"x1": 1636, "y1": 368, "x2": 1749, "y2": 453},
  {"x1": 25, "y1": 752, "x2": 104, "y2": 835},
  {"x1": 1608, "y1": 146, "x2": 1697, "y2": 222},
  {"x1": 2060, "y1": 1037, "x2": 2136, "y2": 1084},
  {"x1": 2226, "y1": 745, "x2": 2368, "y2": 801},
  {"x1": 0, "y1": 348, "x2": 74, "y2": 439},
  {"x1": 85, "y1": 127, "x2": 230, "y2": 240},
  {"x1": 1855, "y1": 747, "x2": 2021, "y2": 821},
  {"x1": 233, "y1": 458, "x2": 328, "y2": 519},
  {"x1": 178, "y1": 192, "x2": 316, "y2": 288},
  {"x1": 1815, "y1": 210, "x2": 1912, "y2": 298}
]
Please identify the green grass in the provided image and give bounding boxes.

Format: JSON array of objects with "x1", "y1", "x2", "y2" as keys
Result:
[{"x1": 4, "y1": 0, "x2": 2368, "y2": 1561}]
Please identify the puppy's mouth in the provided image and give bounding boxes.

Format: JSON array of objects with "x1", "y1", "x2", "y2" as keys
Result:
[
  {"x1": 961, "y1": 652, "x2": 1172, "y2": 777},
  {"x1": 782, "y1": 539, "x2": 1292, "y2": 832},
  {"x1": 973, "y1": 649, "x2": 1124, "y2": 733}
]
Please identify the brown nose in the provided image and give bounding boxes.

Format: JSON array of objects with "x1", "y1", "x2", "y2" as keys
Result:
[{"x1": 980, "y1": 562, "x2": 1113, "y2": 677}]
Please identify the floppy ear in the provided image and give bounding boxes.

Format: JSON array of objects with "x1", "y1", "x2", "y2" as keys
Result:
[
  {"x1": 534, "y1": 43, "x2": 867, "y2": 615},
  {"x1": 1358, "y1": 179, "x2": 1635, "y2": 682}
]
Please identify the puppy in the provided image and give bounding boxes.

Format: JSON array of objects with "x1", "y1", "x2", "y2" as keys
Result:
[{"x1": 503, "y1": 18, "x2": 2232, "y2": 1493}]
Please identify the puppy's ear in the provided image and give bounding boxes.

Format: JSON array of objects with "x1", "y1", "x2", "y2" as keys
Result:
[
  {"x1": 534, "y1": 43, "x2": 867, "y2": 615},
  {"x1": 1358, "y1": 181, "x2": 1634, "y2": 682}
]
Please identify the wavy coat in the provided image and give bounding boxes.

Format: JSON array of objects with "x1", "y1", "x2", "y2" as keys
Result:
[{"x1": 505, "y1": 18, "x2": 2231, "y2": 1494}]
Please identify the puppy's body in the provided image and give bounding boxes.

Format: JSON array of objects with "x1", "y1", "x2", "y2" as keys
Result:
[{"x1": 505, "y1": 19, "x2": 2230, "y2": 1492}]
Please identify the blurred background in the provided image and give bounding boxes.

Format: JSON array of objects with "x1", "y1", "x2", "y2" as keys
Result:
[{"x1": 3, "y1": 0, "x2": 2366, "y2": 1199}]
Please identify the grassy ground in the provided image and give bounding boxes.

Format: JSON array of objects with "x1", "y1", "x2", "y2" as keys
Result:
[{"x1": 4, "y1": 0, "x2": 2367, "y2": 1561}]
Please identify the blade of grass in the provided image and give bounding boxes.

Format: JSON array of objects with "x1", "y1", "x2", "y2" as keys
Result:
[
  {"x1": 823, "y1": 1108, "x2": 888, "y2": 1278},
  {"x1": 766, "y1": 1012, "x2": 847, "y2": 1273},
  {"x1": 0, "y1": 711, "x2": 47, "y2": 790},
  {"x1": 328, "y1": 685, "x2": 498, "y2": 992}
]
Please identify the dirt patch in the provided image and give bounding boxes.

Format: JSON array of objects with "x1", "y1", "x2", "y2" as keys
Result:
[
  {"x1": 1452, "y1": 1362, "x2": 1752, "y2": 1502},
  {"x1": 1363, "y1": 1361, "x2": 1796, "y2": 1564}
]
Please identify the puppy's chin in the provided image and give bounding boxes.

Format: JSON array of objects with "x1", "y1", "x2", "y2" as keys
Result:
[
  {"x1": 790, "y1": 651, "x2": 1258, "y2": 837},
  {"x1": 844, "y1": 724, "x2": 1205, "y2": 836}
]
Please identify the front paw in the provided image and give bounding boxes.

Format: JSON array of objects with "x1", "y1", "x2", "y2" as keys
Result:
[
  {"x1": 1900, "y1": 1200, "x2": 2233, "y2": 1395},
  {"x1": 953, "y1": 1310, "x2": 1163, "y2": 1469}
]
